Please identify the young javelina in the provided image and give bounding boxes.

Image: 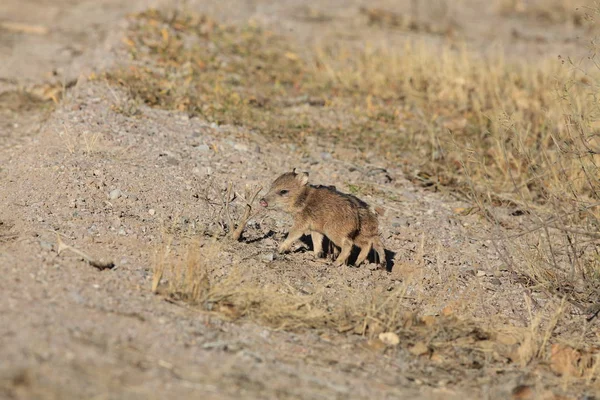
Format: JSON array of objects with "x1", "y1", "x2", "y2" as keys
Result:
[{"x1": 260, "y1": 170, "x2": 385, "y2": 267}]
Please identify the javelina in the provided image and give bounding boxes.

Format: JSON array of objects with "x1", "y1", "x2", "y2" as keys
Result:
[{"x1": 260, "y1": 170, "x2": 385, "y2": 267}]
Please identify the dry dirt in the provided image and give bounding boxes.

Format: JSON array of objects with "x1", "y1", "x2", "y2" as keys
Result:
[{"x1": 1, "y1": 1, "x2": 598, "y2": 399}]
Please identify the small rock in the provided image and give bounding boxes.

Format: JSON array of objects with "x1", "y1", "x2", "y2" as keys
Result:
[
  {"x1": 39, "y1": 241, "x2": 53, "y2": 251},
  {"x1": 234, "y1": 143, "x2": 248, "y2": 152},
  {"x1": 109, "y1": 189, "x2": 122, "y2": 200},
  {"x1": 378, "y1": 332, "x2": 400, "y2": 346},
  {"x1": 320, "y1": 151, "x2": 332, "y2": 160},
  {"x1": 476, "y1": 270, "x2": 486, "y2": 277},
  {"x1": 409, "y1": 341, "x2": 429, "y2": 356},
  {"x1": 118, "y1": 227, "x2": 126, "y2": 236},
  {"x1": 148, "y1": 209, "x2": 156, "y2": 216},
  {"x1": 196, "y1": 144, "x2": 210, "y2": 152},
  {"x1": 490, "y1": 278, "x2": 502, "y2": 285},
  {"x1": 261, "y1": 252, "x2": 275, "y2": 262},
  {"x1": 391, "y1": 217, "x2": 409, "y2": 228}
]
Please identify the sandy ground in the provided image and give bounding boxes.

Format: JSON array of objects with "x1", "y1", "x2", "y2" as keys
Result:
[{"x1": 0, "y1": 1, "x2": 596, "y2": 399}]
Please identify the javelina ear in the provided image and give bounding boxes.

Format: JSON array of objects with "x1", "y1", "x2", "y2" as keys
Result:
[
  {"x1": 296, "y1": 171, "x2": 309, "y2": 186},
  {"x1": 292, "y1": 168, "x2": 298, "y2": 175}
]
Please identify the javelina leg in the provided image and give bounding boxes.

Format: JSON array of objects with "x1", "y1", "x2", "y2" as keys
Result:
[
  {"x1": 354, "y1": 242, "x2": 372, "y2": 266},
  {"x1": 279, "y1": 222, "x2": 307, "y2": 253},
  {"x1": 334, "y1": 238, "x2": 353, "y2": 266},
  {"x1": 372, "y1": 238, "x2": 386, "y2": 267},
  {"x1": 311, "y1": 232, "x2": 324, "y2": 258},
  {"x1": 328, "y1": 241, "x2": 339, "y2": 260}
]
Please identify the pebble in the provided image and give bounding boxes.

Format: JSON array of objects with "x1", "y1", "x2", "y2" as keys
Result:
[
  {"x1": 391, "y1": 217, "x2": 409, "y2": 228},
  {"x1": 166, "y1": 157, "x2": 179, "y2": 166},
  {"x1": 320, "y1": 151, "x2": 332, "y2": 160},
  {"x1": 196, "y1": 144, "x2": 210, "y2": 152},
  {"x1": 148, "y1": 209, "x2": 156, "y2": 216},
  {"x1": 261, "y1": 252, "x2": 275, "y2": 262},
  {"x1": 476, "y1": 270, "x2": 486, "y2": 277},
  {"x1": 490, "y1": 278, "x2": 502, "y2": 285},
  {"x1": 379, "y1": 332, "x2": 400, "y2": 346},
  {"x1": 39, "y1": 241, "x2": 53, "y2": 251},
  {"x1": 109, "y1": 189, "x2": 122, "y2": 200},
  {"x1": 234, "y1": 143, "x2": 248, "y2": 152}
]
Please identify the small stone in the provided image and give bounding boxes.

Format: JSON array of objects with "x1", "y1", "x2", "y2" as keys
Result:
[
  {"x1": 118, "y1": 227, "x2": 126, "y2": 236},
  {"x1": 148, "y1": 209, "x2": 156, "y2": 216},
  {"x1": 196, "y1": 144, "x2": 210, "y2": 152},
  {"x1": 391, "y1": 217, "x2": 409, "y2": 228},
  {"x1": 378, "y1": 332, "x2": 400, "y2": 346},
  {"x1": 39, "y1": 241, "x2": 53, "y2": 251},
  {"x1": 409, "y1": 341, "x2": 429, "y2": 356},
  {"x1": 320, "y1": 151, "x2": 332, "y2": 160},
  {"x1": 490, "y1": 278, "x2": 502, "y2": 285},
  {"x1": 109, "y1": 189, "x2": 122, "y2": 200},
  {"x1": 261, "y1": 252, "x2": 275, "y2": 262},
  {"x1": 476, "y1": 270, "x2": 486, "y2": 277},
  {"x1": 234, "y1": 143, "x2": 248, "y2": 152}
]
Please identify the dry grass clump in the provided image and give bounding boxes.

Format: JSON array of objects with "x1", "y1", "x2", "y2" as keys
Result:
[
  {"x1": 107, "y1": 9, "x2": 308, "y2": 134},
  {"x1": 497, "y1": 0, "x2": 596, "y2": 26},
  {"x1": 152, "y1": 239, "x2": 600, "y2": 392}
]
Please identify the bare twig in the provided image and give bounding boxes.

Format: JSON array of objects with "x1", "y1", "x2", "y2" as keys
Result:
[
  {"x1": 0, "y1": 21, "x2": 49, "y2": 35},
  {"x1": 224, "y1": 182, "x2": 234, "y2": 233},
  {"x1": 56, "y1": 234, "x2": 115, "y2": 270},
  {"x1": 231, "y1": 185, "x2": 263, "y2": 241}
]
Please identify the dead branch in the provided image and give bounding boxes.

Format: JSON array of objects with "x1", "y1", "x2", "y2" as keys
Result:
[
  {"x1": 56, "y1": 234, "x2": 115, "y2": 270},
  {"x1": 224, "y1": 182, "x2": 234, "y2": 233},
  {"x1": 231, "y1": 185, "x2": 263, "y2": 241},
  {"x1": 0, "y1": 21, "x2": 49, "y2": 35}
]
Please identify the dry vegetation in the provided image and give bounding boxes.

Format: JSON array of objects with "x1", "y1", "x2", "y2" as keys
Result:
[
  {"x1": 102, "y1": 5, "x2": 600, "y2": 395},
  {"x1": 498, "y1": 0, "x2": 597, "y2": 26}
]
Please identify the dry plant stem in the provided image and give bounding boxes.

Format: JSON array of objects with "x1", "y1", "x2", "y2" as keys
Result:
[
  {"x1": 55, "y1": 234, "x2": 115, "y2": 270},
  {"x1": 0, "y1": 21, "x2": 49, "y2": 35},
  {"x1": 224, "y1": 182, "x2": 234, "y2": 233},
  {"x1": 231, "y1": 186, "x2": 262, "y2": 241}
]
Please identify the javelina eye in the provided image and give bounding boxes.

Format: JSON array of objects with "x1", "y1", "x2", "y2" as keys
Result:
[{"x1": 279, "y1": 189, "x2": 289, "y2": 195}]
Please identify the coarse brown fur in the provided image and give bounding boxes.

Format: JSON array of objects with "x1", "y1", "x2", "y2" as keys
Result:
[{"x1": 260, "y1": 170, "x2": 386, "y2": 267}]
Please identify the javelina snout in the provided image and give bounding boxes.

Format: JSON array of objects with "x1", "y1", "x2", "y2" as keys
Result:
[{"x1": 259, "y1": 169, "x2": 309, "y2": 211}]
